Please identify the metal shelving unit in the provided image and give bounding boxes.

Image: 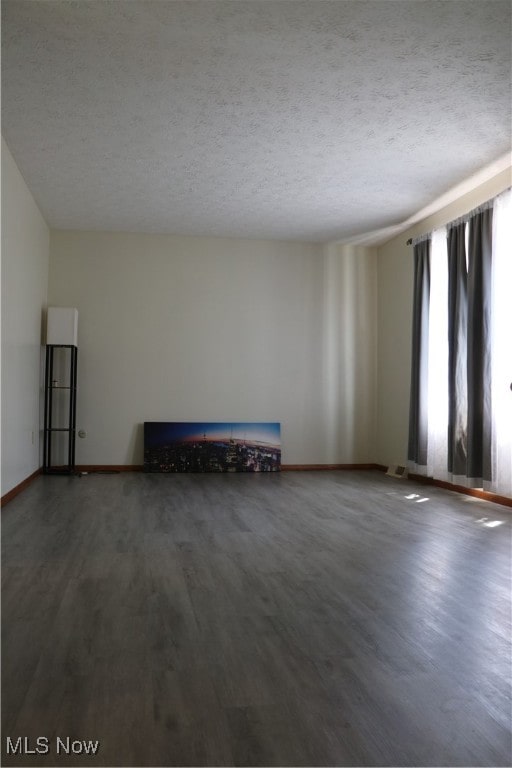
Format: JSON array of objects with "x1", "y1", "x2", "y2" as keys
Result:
[{"x1": 43, "y1": 344, "x2": 78, "y2": 474}]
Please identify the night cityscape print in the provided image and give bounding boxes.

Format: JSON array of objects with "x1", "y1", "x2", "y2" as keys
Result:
[{"x1": 144, "y1": 422, "x2": 281, "y2": 472}]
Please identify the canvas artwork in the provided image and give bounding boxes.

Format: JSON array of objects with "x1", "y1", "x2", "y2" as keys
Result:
[{"x1": 144, "y1": 422, "x2": 281, "y2": 473}]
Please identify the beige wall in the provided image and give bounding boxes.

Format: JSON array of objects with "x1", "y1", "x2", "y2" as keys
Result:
[
  {"x1": 1, "y1": 138, "x2": 49, "y2": 495},
  {"x1": 375, "y1": 167, "x2": 511, "y2": 467},
  {"x1": 49, "y1": 232, "x2": 377, "y2": 466},
  {"x1": 7, "y1": 139, "x2": 504, "y2": 477},
  {"x1": 323, "y1": 243, "x2": 377, "y2": 463}
]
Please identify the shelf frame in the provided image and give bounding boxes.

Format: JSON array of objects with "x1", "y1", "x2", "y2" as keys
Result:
[{"x1": 43, "y1": 344, "x2": 78, "y2": 474}]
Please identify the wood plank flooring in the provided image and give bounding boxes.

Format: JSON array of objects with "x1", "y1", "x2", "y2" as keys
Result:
[{"x1": 2, "y1": 470, "x2": 511, "y2": 766}]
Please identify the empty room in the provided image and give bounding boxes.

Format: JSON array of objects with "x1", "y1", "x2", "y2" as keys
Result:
[{"x1": 1, "y1": 1, "x2": 511, "y2": 766}]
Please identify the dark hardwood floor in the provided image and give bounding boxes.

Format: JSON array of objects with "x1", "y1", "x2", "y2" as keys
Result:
[{"x1": 2, "y1": 470, "x2": 511, "y2": 767}]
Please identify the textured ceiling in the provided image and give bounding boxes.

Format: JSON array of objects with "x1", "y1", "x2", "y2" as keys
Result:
[{"x1": 2, "y1": 0, "x2": 511, "y2": 243}]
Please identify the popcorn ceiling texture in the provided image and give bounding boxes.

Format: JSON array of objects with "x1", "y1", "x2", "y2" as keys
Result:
[{"x1": 1, "y1": 0, "x2": 511, "y2": 242}]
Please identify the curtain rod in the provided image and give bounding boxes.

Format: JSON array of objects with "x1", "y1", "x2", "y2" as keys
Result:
[{"x1": 405, "y1": 188, "x2": 510, "y2": 246}]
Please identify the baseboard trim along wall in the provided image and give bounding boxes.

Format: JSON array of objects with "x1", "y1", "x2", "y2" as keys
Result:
[
  {"x1": 3, "y1": 465, "x2": 510, "y2": 509},
  {"x1": 79, "y1": 463, "x2": 382, "y2": 473},
  {"x1": 408, "y1": 473, "x2": 512, "y2": 509},
  {"x1": 282, "y1": 463, "x2": 381, "y2": 471},
  {"x1": 76, "y1": 465, "x2": 145, "y2": 473},
  {"x1": 1, "y1": 468, "x2": 42, "y2": 507}
]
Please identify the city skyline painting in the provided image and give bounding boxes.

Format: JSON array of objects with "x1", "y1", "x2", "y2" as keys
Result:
[{"x1": 144, "y1": 422, "x2": 281, "y2": 473}]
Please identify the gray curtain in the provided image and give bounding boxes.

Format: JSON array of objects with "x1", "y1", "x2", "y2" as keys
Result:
[
  {"x1": 408, "y1": 239, "x2": 430, "y2": 466},
  {"x1": 447, "y1": 223, "x2": 468, "y2": 475},
  {"x1": 448, "y1": 208, "x2": 493, "y2": 481},
  {"x1": 467, "y1": 208, "x2": 493, "y2": 481}
]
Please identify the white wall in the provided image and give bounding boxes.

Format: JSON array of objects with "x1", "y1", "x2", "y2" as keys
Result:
[
  {"x1": 376, "y1": 166, "x2": 511, "y2": 468},
  {"x1": 322, "y1": 243, "x2": 377, "y2": 463},
  {"x1": 1, "y1": 138, "x2": 49, "y2": 496},
  {"x1": 49, "y1": 231, "x2": 377, "y2": 466},
  {"x1": 4, "y1": 147, "x2": 504, "y2": 481}
]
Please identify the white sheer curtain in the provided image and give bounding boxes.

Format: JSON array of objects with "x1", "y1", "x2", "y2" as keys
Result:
[
  {"x1": 421, "y1": 191, "x2": 511, "y2": 496},
  {"x1": 485, "y1": 188, "x2": 512, "y2": 496},
  {"x1": 426, "y1": 227, "x2": 449, "y2": 481}
]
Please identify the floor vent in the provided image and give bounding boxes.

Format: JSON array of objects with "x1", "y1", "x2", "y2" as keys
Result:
[{"x1": 386, "y1": 464, "x2": 408, "y2": 479}]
